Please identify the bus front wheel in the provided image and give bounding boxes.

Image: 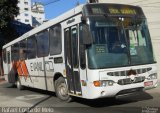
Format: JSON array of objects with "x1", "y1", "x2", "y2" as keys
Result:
[{"x1": 55, "y1": 77, "x2": 72, "y2": 102}]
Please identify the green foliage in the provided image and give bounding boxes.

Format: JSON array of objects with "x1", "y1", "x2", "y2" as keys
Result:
[
  {"x1": 0, "y1": 0, "x2": 19, "y2": 28},
  {"x1": 0, "y1": 0, "x2": 19, "y2": 44}
]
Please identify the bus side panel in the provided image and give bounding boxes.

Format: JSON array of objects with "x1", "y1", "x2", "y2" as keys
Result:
[
  {"x1": 45, "y1": 55, "x2": 66, "y2": 92},
  {"x1": 3, "y1": 47, "x2": 17, "y2": 83},
  {"x1": 21, "y1": 59, "x2": 37, "y2": 88}
]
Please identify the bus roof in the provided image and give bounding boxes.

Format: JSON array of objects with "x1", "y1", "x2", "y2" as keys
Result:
[
  {"x1": 3, "y1": 3, "x2": 144, "y2": 49},
  {"x1": 3, "y1": 4, "x2": 84, "y2": 49}
]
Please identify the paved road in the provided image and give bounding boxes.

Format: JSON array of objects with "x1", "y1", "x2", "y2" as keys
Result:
[{"x1": 0, "y1": 82, "x2": 160, "y2": 113}]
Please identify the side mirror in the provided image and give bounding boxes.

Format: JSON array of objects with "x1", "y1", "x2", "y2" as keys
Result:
[{"x1": 82, "y1": 24, "x2": 93, "y2": 45}]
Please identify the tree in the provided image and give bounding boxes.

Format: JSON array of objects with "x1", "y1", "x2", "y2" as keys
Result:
[
  {"x1": 0, "y1": 0, "x2": 19, "y2": 42},
  {"x1": 0, "y1": 0, "x2": 19, "y2": 28}
]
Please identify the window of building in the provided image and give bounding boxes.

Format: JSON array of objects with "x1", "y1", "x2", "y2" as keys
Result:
[
  {"x1": 49, "y1": 24, "x2": 62, "y2": 55},
  {"x1": 36, "y1": 30, "x2": 49, "y2": 57},
  {"x1": 25, "y1": 19, "x2": 29, "y2": 22},
  {"x1": 24, "y1": 2, "x2": 28, "y2": 5},
  {"x1": 11, "y1": 43, "x2": 19, "y2": 61},
  {"x1": 24, "y1": 8, "x2": 29, "y2": 11},
  {"x1": 27, "y1": 36, "x2": 37, "y2": 59},
  {"x1": 24, "y1": 13, "x2": 29, "y2": 16},
  {"x1": 17, "y1": 19, "x2": 21, "y2": 21}
]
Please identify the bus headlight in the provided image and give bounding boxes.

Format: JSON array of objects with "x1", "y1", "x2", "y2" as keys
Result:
[
  {"x1": 94, "y1": 80, "x2": 114, "y2": 87},
  {"x1": 147, "y1": 73, "x2": 157, "y2": 80}
]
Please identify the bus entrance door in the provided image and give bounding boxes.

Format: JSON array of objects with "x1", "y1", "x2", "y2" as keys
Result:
[{"x1": 65, "y1": 26, "x2": 82, "y2": 95}]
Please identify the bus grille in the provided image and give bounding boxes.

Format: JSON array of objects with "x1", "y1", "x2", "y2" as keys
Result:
[
  {"x1": 117, "y1": 76, "x2": 145, "y2": 85},
  {"x1": 107, "y1": 67, "x2": 152, "y2": 76}
]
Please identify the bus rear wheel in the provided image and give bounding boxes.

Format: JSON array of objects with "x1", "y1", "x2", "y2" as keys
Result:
[{"x1": 55, "y1": 77, "x2": 72, "y2": 102}]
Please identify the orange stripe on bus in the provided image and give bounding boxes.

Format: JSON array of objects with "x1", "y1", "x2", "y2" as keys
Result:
[
  {"x1": 21, "y1": 60, "x2": 29, "y2": 78},
  {"x1": 16, "y1": 61, "x2": 23, "y2": 76}
]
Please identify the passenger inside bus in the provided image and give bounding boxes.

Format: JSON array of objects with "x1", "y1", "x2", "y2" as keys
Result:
[{"x1": 19, "y1": 49, "x2": 25, "y2": 60}]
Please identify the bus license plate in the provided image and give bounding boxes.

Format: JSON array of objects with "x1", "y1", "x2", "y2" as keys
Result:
[{"x1": 144, "y1": 81, "x2": 153, "y2": 86}]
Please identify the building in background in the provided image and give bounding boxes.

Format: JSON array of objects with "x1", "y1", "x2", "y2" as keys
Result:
[
  {"x1": 31, "y1": 2, "x2": 45, "y2": 27},
  {"x1": 98, "y1": 0, "x2": 160, "y2": 81},
  {"x1": 15, "y1": 0, "x2": 45, "y2": 27},
  {"x1": 15, "y1": 0, "x2": 32, "y2": 26}
]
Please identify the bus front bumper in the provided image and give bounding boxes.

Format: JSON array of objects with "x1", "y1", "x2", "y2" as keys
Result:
[{"x1": 85, "y1": 79, "x2": 157, "y2": 99}]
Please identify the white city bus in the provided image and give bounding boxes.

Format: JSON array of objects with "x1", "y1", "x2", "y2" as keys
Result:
[{"x1": 2, "y1": 3, "x2": 158, "y2": 101}]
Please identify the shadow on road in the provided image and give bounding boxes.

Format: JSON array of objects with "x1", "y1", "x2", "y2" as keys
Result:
[
  {"x1": 1, "y1": 83, "x2": 154, "y2": 108},
  {"x1": 24, "y1": 87, "x2": 56, "y2": 97},
  {"x1": 21, "y1": 86, "x2": 153, "y2": 108},
  {"x1": 73, "y1": 92, "x2": 153, "y2": 107},
  {"x1": 3, "y1": 83, "x2": 56, "y2": 96},
  {"x1": 24, "y1": 95, "x2": 52, "y2": 113}
]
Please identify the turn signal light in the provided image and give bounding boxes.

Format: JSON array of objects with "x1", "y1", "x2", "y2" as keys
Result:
[
  {"x1": 93, "y1": 81, "x2": 101, "y2": 87},
  {"x1": 93, "y1": 80, "x2": 115, "y2": 87}
]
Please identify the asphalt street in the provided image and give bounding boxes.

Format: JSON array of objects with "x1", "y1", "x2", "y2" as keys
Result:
[{"x1": 0, "y1": 82, "x2": 160, "y2": 113}]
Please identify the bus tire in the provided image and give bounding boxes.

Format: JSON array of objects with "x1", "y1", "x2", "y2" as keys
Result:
[
  {"x1": 16, "y1": 77, "x2": 24, "y2": 90},
  {"x1": 55, "y1": 77, "x2": 72, "y2": 102}
]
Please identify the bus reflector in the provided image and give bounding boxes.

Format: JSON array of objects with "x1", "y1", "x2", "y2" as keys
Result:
[
  {"x1": 81, "y1": 80, "x2": 87, "y2": 86},
  {"x1": 94, "y1": 81, "x2": 101, "y2": 87},
  {"x1": 63, "y1": 69, "x2": 66, "y2": 76}
]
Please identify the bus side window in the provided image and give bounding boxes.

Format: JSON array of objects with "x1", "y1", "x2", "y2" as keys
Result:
[
  {"x1": 49, "y1": 24, "x2": 62, "y2": 55},
  {"x1": 36, "y1": 30, "x2": 49, "y2": 57},
  {"x1": 11, "y1": 43, "x2": 19, "y2": 61},
  {"x1": 79, "y1": 24, "x2": 86, "y2": 69},
  {"x1": 19, "y1": 40, "x2": 27, "y2": 60},
  {"x1": 27, "y1": 36, "x2": 37, "y2": 59},
  {"x1": 2, "y1": 49, "x2": 7, "y2": 63}
]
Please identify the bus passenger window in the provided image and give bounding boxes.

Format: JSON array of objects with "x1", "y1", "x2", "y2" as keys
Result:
[
  {"x1": 49, "y1": 25, "x2": 62, "y2": 55},
  {"x1": 19, "y1": 40, "x2": 27, "y2": 60},
  {"x1": 36, "y1": 30, "x2": 49, "y2": 57},
  {"x1": 27, "y1": 37, "x2": 36, "y2": 59},
  {"x1": 11, "y1": 43, "x2": 19, "y2": 61}
]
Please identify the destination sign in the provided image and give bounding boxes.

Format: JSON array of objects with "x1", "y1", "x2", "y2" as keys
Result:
[
  {"x1": 84, "y1": 4, "x2": 144, "y2": 17},
  {"x1": 108, "y1": 8, "x2": 137, "y2": 15}
]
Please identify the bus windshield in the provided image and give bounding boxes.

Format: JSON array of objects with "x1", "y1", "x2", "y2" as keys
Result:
[{"x1": 87, "y1": 16, "x2": 155, "y2": 69}]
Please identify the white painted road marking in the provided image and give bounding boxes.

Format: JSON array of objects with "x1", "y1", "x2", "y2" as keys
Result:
[{"x1": 16, "y1": 94, "x2": 46, "y2": 101}]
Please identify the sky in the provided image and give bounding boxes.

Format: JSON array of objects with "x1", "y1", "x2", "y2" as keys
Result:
[{"x1": 32, "y1": 0, "x2": 87, "y2": 20}]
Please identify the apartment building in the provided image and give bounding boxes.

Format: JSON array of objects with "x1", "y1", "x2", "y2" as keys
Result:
[
  {"x1": 31, "y1": 2, "x2": 45, "y2": 27},
  {"x1": 15, "y1": 0, "x2": 32, "y2": 26},
  {"x1": 15, "y1": 0, "x2": 45, "y2": 27}
]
